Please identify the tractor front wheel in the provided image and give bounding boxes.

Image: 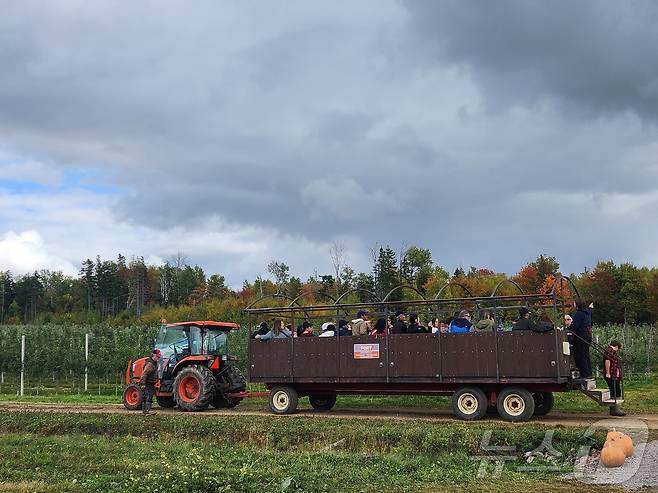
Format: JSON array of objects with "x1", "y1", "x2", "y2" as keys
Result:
[
  {"x1": 173, "y1": 365, "x2": 216, "y2": 411},
  {"x1": 123, "y1": 384, "x2": 143, "y2": 411}
]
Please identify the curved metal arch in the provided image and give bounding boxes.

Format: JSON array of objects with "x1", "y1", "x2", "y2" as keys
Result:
[
  {"x1": 490, "y1": 278, "x2": 525, "y2": 297},
  {"x1": 288, "y1": 291, "x2": 337, "y2": 308},
  {"x1": 244, "y1": 293, "x2": 300, "y2": 310},
  {"x1": 334, "y1": 288, "x2": 381, "y2": 304},
  {"x1": 382, "y1": 284, "x2": 427, "y2": 302},
  {"x1": 549, "y1": 275, "x2": 581, "y2": 299},
  {"x1": 434, "y1": 281, "x2": 474, "y2": 300}
]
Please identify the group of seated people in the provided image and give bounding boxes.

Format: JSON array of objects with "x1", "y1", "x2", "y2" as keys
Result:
[{"x1": 252, "y1": 307, "x2": 557, "y2": 340}]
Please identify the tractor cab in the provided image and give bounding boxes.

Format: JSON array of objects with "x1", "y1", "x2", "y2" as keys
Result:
[{"x1": 154, "y1": 321, "x2": 234, "y2": 375}]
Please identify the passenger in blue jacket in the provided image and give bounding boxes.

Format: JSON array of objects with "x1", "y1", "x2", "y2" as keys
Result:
[
  {"x1": 570, "y1": 298, "x2": 593, "y2": 379},
  {"x1": 449, "y1": 310, "x2": 473, "y2": 333}
]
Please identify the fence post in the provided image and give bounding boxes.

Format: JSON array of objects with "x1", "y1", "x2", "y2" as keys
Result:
[
  {"x1": 85, "y1": 333, "x2": 89, "y2": 392},
  {"x1": 20, "y1": 335, "x2": 25, "y2": 396}
]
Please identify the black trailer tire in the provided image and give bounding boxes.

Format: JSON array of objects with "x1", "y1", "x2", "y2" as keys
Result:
[
  {"x1": 268, "y1": 386, "x2": 299, "y2": 415},
  {"x1": 497, "y1": 387, "x2": 535, "y2": 422},
  {"x1": 123, "y1": 384, "x2": 143, "y2": 411},
  {"x1": 212, "y1": 395, "x2": 242, "y2": 409},
  {"x1": 173, "y1": 365, "x2": 216, "y2": 412},
  {"x1": 156, "y1": 395, "x2": 176, "y2": 408},
  {"x1": 309, "y1": 394, "x2": 337, "y2": 411},
  {"x1": 533, "y1": 392, "x2": 554, "y2": 416},
  {"x1": 452, "y1": 387, "x2": 488, "y2": 421}
]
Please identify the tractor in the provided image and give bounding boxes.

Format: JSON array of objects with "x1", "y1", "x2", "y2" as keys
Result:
[{"x1": 123, "y1": 320, "x2": 246, "y2": 411}]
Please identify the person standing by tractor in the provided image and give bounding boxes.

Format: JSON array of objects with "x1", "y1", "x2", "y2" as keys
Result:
[{"x1": 141, "y1": 348, "x2": 161, "y2": 416}]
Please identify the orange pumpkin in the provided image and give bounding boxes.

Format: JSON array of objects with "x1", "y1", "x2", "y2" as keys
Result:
[
  {"x1": 606, "y1": 429, "x2": 624, "y2": 442},
  {"x1": 617, "y1": 434, "x2": 634, "y2": 457},
  {"x1": 601, "y1": 443, "x2": 625, "y2": 468}
]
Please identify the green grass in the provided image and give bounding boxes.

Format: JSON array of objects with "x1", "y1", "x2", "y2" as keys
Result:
[{"x1": 0, "y1": 411, "x2": 618, "y2": 493}]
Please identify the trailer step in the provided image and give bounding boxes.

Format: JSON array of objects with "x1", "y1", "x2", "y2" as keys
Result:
[{"x1": 579, "y1": 386, "x2": 622, "y2": 407}]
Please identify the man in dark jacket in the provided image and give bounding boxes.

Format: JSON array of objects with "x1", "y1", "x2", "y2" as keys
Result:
[
  {"x1": 141, "y1": 349, "x2": 161, "y2": 416},
  {"x1": 570, "y1": 298, "x2": 593, "y2": 380},
  {"x1": 407, "y1": 313, "x2": 428, "y2": 334},
  {"x1": 514, "y1": 307, "x2": 537, "y2": 331},
  {"x1": 391, "y1": 312, "x2": 408, "y2": 334}
]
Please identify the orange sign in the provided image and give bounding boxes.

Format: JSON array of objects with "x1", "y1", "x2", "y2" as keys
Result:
[{"x1": 354, "y1": 343, "x2": 380, "y2": 360}]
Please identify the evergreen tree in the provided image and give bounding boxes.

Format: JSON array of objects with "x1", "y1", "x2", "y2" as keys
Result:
[
  {"x1": 79, "y1": 259, "x2": 96, "y2": 313},
  {"x1": 373, "y1": 247, "x2": 399, "y2": 300}
]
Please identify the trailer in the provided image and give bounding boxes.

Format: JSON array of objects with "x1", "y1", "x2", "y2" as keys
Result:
[{"x1": 244, "y1": 277, "x2": 623, "y2": 422}]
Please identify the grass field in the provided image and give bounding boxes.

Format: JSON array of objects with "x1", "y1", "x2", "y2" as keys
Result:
[{"x1": 0, "y1": 411, "x2": 625, "y2": 493}]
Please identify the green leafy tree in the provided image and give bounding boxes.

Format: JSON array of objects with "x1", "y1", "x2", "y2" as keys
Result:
[
  {"x1": 207, "y1": 274, "x2": 228, "y2": 299},
  {"x1": 267, "y1": 261, "x2": 290, "y2": 293},
  {"x1": 400, "y1": 246, "x2": 433, "y2": 293}
]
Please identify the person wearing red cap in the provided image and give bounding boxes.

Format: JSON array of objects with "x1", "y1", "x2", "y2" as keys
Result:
[{"x1": 141, "y1": 349, "x2": 161, "y2": 416}]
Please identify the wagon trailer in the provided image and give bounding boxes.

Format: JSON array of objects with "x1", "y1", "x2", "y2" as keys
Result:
[{"x1": 242, "y1": 278, "x2": 623, "y2": 422}]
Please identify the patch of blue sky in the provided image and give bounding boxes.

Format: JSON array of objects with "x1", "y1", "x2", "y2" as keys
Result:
[{"x1": 0, "y1": 166, "x2": 126, "y2": 195}]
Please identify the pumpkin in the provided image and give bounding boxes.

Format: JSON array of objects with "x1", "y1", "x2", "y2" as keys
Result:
[
  {"x1": 606, "y1": 428, "x2": 624, "y2": 442},
  {"x1": 601, "y1": 443, "x2": 626, "y2": 468},
  {"x1": 617, "y1": 434, "x2": 634, "y2": 457}
]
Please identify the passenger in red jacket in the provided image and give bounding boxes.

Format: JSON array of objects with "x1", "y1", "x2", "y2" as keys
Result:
[
  {"x1": 370, "y1": 317, "x2": 389, "y2": 337},
  {"x1": 603, "y1": 340, "x2": 626, "y2": 417}
]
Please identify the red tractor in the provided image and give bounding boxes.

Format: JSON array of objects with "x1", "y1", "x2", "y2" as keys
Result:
[{"x1": 123, "y1": 320, "x2": 246, "y2": 411}]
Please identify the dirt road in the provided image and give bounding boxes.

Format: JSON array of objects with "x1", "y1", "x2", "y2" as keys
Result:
[{"x1": 2, "y1": 401, "x2": 658, "y2": 429}]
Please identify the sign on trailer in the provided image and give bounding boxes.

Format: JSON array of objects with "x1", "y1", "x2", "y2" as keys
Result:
[{"x1": 354, "y1": 343, "x2": 380, "y2": 359}]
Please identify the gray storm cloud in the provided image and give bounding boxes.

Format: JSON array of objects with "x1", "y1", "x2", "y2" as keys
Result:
[{"x1": 1, "y1": 0, "x2": 658, "y2": 279}]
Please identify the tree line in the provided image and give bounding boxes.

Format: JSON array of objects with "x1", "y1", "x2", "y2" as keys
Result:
[{"x1": 1, "y1": 247, "x2": 657, "y2": 326}]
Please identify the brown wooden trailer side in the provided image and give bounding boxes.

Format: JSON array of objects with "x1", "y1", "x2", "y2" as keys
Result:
[{"x1": 249, "y1": 331, "x2": 571, "y2": 384}]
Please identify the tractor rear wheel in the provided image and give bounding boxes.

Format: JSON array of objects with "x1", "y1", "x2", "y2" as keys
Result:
[
  {"x1": 268, "y1": 386, "x2": 298, "y2": 415},
  {"x1": 309, "y1": 394, "x2": 336, "y2": 411},
  {"x1": 156, "y1": 395, "x2": 176, "y2": 408},
  {"x1": 123, "y1": 384, "x2": 143, "y2": 411},
  {"x1": 174, "y1": 365, "x2": 216, "y2": 411}
]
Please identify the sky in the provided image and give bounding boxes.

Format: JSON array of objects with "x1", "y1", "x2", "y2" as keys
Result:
[{"x1": 2, "y1": 0, "x2": 658, "y2": 287}]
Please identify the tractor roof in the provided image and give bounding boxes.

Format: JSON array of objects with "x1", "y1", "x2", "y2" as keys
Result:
[{"x1": 167, "y1": 321, "x2": 240, "y2": 330}]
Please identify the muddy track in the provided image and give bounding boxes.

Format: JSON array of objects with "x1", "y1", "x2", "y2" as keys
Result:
[{"x1": 2, "y1": 401, "x2": 658, "y2": 428}]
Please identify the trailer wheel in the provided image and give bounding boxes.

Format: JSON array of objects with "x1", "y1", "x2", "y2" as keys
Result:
[
  {"x1": 497, "y1": 387, "x2": 535, "y2": 422},
  {"x1": 212, "y1": 395, "x2": 242, "y2": 409},
  {"x1": 174, "y1": 365, "x2": 216, "y2": 411},
  {"x1": 486, "y1": 404, "x2": 499, "y2": 416},
  {"x1": 156, "y1": 395, "x2": 176, "y2": 408},
  {"x1": 533, "y1": 392, "x2": 554, "y2": 416},
  {"x1": 452, "y1": 387, "x2": 488, "y2": 421},
  {"x1": 268, "y1": 386, "x2": 298, "y2": 415},
  {"x1": 123, "y1": 384, "x2": 143, "y2": 411},
  {"x1": 309, "y1": 394, "x2": 337, "y2": 411}
]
